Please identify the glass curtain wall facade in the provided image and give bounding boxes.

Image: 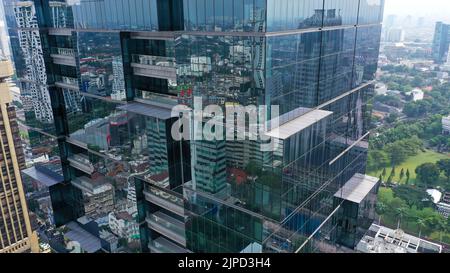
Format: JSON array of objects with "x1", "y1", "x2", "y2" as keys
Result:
[
  {"x1": 3, "y1": 0, "x2": 384, "y2": 253},
  {"x1": 432, "y1": 22, "x2": 450, "y2": 64}
]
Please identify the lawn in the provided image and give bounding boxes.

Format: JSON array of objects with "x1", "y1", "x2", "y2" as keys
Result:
[{"x1": 369, "y1": 150, "x2": 450, "y2": 184}]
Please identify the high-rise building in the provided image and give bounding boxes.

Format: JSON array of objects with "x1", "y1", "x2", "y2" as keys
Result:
[
  {"x1": 4, "y1": 0, "x2": 384, "y2": 253},
  {"x1": 432, "y1": 22, "x2": 450, "y2": 64},
  {"x1": 384, "y1": 14, "x2": 397, "y2": 29},
  {"x1": 8, "y1": 1, "x2": 54, "y2": 124},
  {"x1": 416, "y1": 17, "x2": 425, "y2": 28},
  {"x1": 0, "y1": 58, "x2": 38, "y2": 253},
  {"x1": 386, "y1": 27, "x2": 405, "y2": 43}
]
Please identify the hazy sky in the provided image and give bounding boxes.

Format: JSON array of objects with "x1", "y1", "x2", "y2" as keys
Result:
[{"x1": 384, "y1": 0, "x2": 450, "y2": 19}]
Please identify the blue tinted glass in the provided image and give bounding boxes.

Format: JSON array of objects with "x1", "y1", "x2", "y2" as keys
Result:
[
  {"x1": 135, "y1": 0, "x2": 145, "y2": 29},
  {"x1": 323, "y1": 0, "x2": 359, "y2": 27},
  {"x1": 353, "y1": 25, "x2": 382, "y2": 87},
  {"x1": 129, "y1": 0, "x2": 138, "y2": 29},
  {"x1": 267, "y1": 0, "x2": 325, "y2": 31},
  {"x1": 205, "y1": 0, "x2": 214, "y2": 31},
  {"x1": 243, "y1": 0, "x2": 253, "y2": 31},
  {"x1": 70, "y1": 0, "x2": 158, "y2": 31},
  {"x1": 267, "y1": 32, "x2": 323, "y2": 112},
  {"x1": 197, "y1": 0, "x2": 207, "y2": 30},
  {"x1": 234, "y1": 0, "x2": 244, "y2": 31},
  {"x1": 358, "y1": 0, "x2": 384, "y2": 24},
  {"x1": 215, "y1": 0, "x2": 224, "y2": 30},
  {"x1": 188, "y1": 0, "x2": 198, "y2": 30},
  {"x1": 77, "y1": 32, "x2": 126, "y2": 101},
  {"x1": 223, "y1": 0, "x2": 233, "y2": 30},
  {"x1": 150, "y1": 0, "x2": 158, "y2": 29}
]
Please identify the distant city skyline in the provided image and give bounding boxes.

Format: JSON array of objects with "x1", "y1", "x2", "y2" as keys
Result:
[{"x1": 384, "y1": 0, "x2": 450, "y2": 21}]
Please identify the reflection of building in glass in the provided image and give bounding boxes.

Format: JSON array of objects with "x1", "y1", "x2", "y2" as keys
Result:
[
  {"x1": 12, "y1": 1, "x2": 53, "y2": 124},
  {"x1": 4, "y1": 0, "x2": 385, "y2": 253},
  {"x1": 146, "y1": 117, "x2": 169, "y2": 176},
  {"x1": 192, "y1": 138, "x2": 227, "y2": 195},
  {"x1": 0, "y1": 2, "x2": 11, "y2": 58},
  {"x1": 108, "y1": 211, "x2": 140, "y2": 243},
  {"x1": 48, "y1": 0, "x2": 73, "y2": 28},
  {"x1": 71, "y1": 174, "x2": 115, "y2": 221},
  {"x1": 111, "y1": 56, "x2": 126, "y2": 101},
  {"x1": 62, "y1": 88, "x2": 82, "y2": 114}
]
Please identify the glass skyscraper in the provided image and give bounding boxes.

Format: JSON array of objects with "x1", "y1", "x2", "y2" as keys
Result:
[
  {"x1": 3, "y1": 0, "x2": 384, "y2": 253},
  {"x1": 432, "y1": 22, "x2": 450, "y2": 64}
]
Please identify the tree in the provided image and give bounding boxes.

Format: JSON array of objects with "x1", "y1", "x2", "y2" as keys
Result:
[
  {"x1": 399, "y1": 168, "x2": 405, "y2": 181},
  {"x1": 375, "y1": 94, "x2": 403, "y2": 108},
  {"x1": 406, "y1": 169, "x2": 411, "y2": 184},
  {"x1": 376, "y1": 202, "x2": 387, "y2": 225},
  {"x1": 367, "y1": 150, "x2": 389, "y2": 171},
  {"x1": 415, "y1": 163, "x2": 441, "y2": 187},
  {"x1": 420, "y1": 208, "x2": 446, "y2": 234},
  {"x1": 391, "y1": 167, "x2": 396, "y2": 178},
  {"x1": 395, "y1": 206, "x2": 408, "y2": 229},
  {"x1": 423, "y1": 115, "x2": 445, "y2": 138},
  {"x1": 390, "y1": 197, "x2": 407, "y2": 212},
  {"x1": 416, "y1": 216, "x2": 427, "y2": 239},
  {"x1": 386, "y1": 113, "x2": 399, "y2": 124},
  {"x1": 437, "y1": 159, "x2": 450, "y2": 182},
  {"x1": 385, "y1": 144, "x2": 408, "y2": 166},
  {"x1": 387, "y1": 175, "x2": 393, "y2": 184},
  {"x1": 393, "y1": 185, "x2": 430, "y2": 209},
  {"x1": 382, "y1": 168, "x2": 387, "y2": 178},
  {"x1": 378, "y1": 188, "x2": 395, "y2": 204},
  {"x1": 430, "y1": 135, "x2": 448, "y2": 149},
  {"x1": 412, "y1": 75, "x2": 425, "y2": 87},
  {"x1": 403, "y1": 100, "x2": 432, "y2": 118},
  {"x1": 437, "y1": 218, "x2": 447, "y2": 244}
]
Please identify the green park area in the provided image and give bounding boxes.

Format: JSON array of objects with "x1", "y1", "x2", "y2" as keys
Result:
[
  {"x1": 369, "y1": 149, "x2": 449, "y2": 184},
  {"x1": 377, "y1": 187, "x2": 450, "y2": 245}
]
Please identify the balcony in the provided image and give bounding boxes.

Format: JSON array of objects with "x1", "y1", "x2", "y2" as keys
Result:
[
  {"x1": 53, "y1": 47, "x2": 75, "y2": 57},
  {"x1": 131, "y1": 54, "x2": 176, "y2": 81},
  {"x1": 135, "y1": 90, "x2": 179, "y2": 109},
  {"x1": 146, "y1": 211, "x2": 186, "y2": 246},
  {"x1": 51, "y1": 47, "x2": 76, "y2": 66},
  {"x1": 148, "y1": 237, "x2": 191, "y2": 253},
  {"x1": 144, "y1": 187, "x2": 185, "y2": 217},
  {"x1": 55, "y1": 76, "x2": 79, "y2": 91},
  {"x1": 334, "y1": 173, "x2": 380, "y2": 204},
  {"x1": 67, "y1": 154, "x2": 95, "y2": 175},
  {"x1": 71, "y1": 175, "x2": 113, "y2": 196},
  {"x1": 265, "y1": 107, "x2": 333, "y2": 140}
]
